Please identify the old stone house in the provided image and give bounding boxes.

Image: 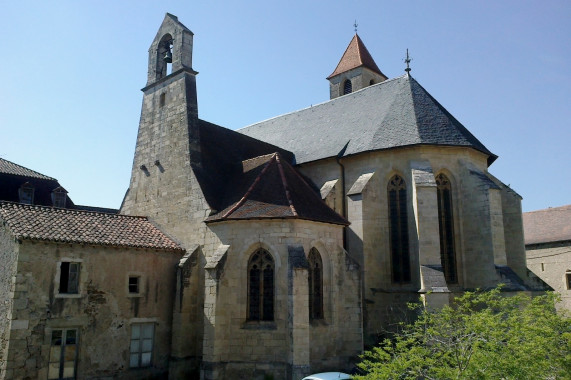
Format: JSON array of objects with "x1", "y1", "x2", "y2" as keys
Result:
[
  {"x1": 524, "y1": 205, "x2": 571, "y2": 311},
  {"x1": 0, "y1": 12, "x2": 548, "y2": 380}
]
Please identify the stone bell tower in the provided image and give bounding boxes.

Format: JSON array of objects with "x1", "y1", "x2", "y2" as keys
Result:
[{"x1": 121, "y1": 13, "x2": 202, "y2": 226}]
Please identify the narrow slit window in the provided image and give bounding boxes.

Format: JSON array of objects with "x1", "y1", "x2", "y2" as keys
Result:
[
  {"x1": 436, "y1": 173, "x2": 458, "y2": 283},
  {"x1": 308, "y1": 248, "x2": 323, "y2": 320},
  {"x1": 388, "y1": 175, "x2": 411, "y2": 283}
]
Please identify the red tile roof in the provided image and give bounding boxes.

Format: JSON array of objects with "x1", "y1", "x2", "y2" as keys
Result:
[
  {"x1": 523, "y1": 204, "x2": 571, "y2": 245},
  {"x1": 0, "y1": 202, "x2": 184, "y2": 252},
  {"x1": 327, "y1": 34, "x2": 385, "y2": 79},
  {"x1": 206, "y1": 153, "x2": 348, "y2": 225},
  {"x1": 0, "y1": 157, "x2": 55, "y2": 180}
]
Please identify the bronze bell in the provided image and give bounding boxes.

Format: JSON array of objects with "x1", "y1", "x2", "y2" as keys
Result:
[{"x1": 163, "y1": 49, "x2": 173, "y2": 63}]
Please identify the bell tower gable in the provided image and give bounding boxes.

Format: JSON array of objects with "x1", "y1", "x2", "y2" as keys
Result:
[{"x1": 147, "y1": 13, "x2": 196, "y2": 86}]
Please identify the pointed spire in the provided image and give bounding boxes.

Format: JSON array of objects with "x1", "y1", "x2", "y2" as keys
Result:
[{"x1": 327, "y1": 34, "x2": 385, "y2": 79}]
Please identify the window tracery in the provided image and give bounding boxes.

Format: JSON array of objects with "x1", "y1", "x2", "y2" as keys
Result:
[{"x1": 247, "y1": 249, "x2": 274, "y2": 321}]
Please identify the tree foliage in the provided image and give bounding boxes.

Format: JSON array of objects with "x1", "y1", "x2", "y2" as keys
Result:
[{"x1": 355, "y1": 288, "x2": 571, "y2": 380}]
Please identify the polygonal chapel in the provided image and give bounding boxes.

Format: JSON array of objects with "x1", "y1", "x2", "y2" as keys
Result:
[{"x1": 0, "y1": 13, "x2": 548, "y2": 380}]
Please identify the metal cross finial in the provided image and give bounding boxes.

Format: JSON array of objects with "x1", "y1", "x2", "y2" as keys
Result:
[
  {"x1": 404, "y1": 49, "x2": 412, "y2": 73},
  {"x1": 354, "y1": 20, "x2": 358, "y2": 33}
]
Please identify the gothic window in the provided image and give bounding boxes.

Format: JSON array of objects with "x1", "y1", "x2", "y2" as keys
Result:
[
  {"x1": 19, "y1": 182, "x2": 34, "y2": 204},
  {"x1": 388, "y1": 175, "x2": 411, "y2": 283},
  {"x1": 48, "y1": 328, "x2": 78, "y2": 379},
  {"x1": 248, "y1": 249, "x2": 275, "y2": 321},
  {"x1": 308, "y1": 248, "x2": 323, "y2": 320},
  {"x1": 436, "y1": 174, "x2": 458, "y2": 283},
  {"x1": 343, "y1": 79, "x2": 352, "y2": 95}
]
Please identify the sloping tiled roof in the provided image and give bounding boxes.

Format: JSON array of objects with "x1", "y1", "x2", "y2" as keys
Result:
[
  {"x1": 0, "y1": 202, "x2": 183, "y2": 252},
  {"x1": 0, "y1": 157, "x2": 55, "y2": 180},
  {"x1": 327, "y1": 34, "x2": 385, "y2": 79},
  {"x1": 523, "y1": 204, "x2": 571, "y2": 245},
  {"x1": 239, "y1": 74, "x2": 496, "y2": 166},
  {"x1": 191, "y1": 119, "x2": 295, "y2": 212},
  {"x1": 206, "y1": 153, "x2": 348, "y2": 225}
]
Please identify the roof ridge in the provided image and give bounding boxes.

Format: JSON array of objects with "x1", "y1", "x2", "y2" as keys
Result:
[
  {"x1": 524, "y1": 204, "x2": 571, "y2": 214},
  {"x1": 274, "y1": 153, "x2": 298, "y2": 217},
  {"x1": 220, "y1": 153, "x2": 278, "y2": 219},
  {"x1": 0, "y1": 157, "x2": 56, "y2": 180},
  {"x1": 238, "y1": 74, "x2": 409, "y2": 132},
  {"x1": 0, "y1": 201, "x2": 148, "y2": 219}
]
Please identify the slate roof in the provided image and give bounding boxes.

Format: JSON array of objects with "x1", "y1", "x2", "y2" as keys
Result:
[
  {"x1": 239, "y1": 74, "x2": 497, "y2": 166},
  {"x1": 206, "y1": 153, "x2": 348, "y2": 225},
  {"x1": 523, "y1": 205, "x2": 571, "y2": 245},
  {"x1": 0, "y1": 157, "x2": 55, "y2": 180},
  {"x1": 327, "y1": 34, "x2": 386, "y2": 79},
  {"x1": 0, "y1": 202, "x2": 183, "y2": 252},
  {"x1": 192, "y1": 119, "x2": 295, "y2": 212}
]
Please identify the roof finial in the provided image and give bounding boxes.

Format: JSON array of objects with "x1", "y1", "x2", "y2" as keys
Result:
[
  {"x1": 354, "y1": 20, "x2": 358, "y2": 34},
  {"x1": 404, "y1": 48, "x2": 412, "y2": 74}
]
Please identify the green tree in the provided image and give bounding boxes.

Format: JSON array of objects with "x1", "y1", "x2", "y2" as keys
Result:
[{"x1": 355, "y1": 288, "x2": 571, "y2": 380}]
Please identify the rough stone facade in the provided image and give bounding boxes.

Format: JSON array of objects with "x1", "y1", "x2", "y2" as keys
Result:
[{"x1": 0, "y1": 239, "x2": 182, "y2": 379}]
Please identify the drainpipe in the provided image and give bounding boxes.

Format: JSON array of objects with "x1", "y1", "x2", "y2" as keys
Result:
[{"x1": 336, "y1": 142, "x2": 350, "y2": 250}]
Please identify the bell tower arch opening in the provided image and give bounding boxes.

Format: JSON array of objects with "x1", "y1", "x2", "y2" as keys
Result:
[{"x1": 156, "y1": 34, "x2": 174, "y2": 79}]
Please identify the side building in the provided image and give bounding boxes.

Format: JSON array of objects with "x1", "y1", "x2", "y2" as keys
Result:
[{"x1": 524, "y1": 205, "x2": 571, "y2": 310}]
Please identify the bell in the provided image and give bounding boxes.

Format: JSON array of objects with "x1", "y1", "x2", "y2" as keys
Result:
[{"x1": 163, "y1": 49, "x2": 172, "y2": 63}]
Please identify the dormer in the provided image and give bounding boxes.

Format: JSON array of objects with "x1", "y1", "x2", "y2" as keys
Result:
[
  {"x1": 19, "y1": 182, "x2": 35, "y2": 204},
  {"x1": 327, "y1": 34, "x2": 387, "y2": 99},
  {"x1": 52, "y1": 186, "x2": 68, "y2": 208}
]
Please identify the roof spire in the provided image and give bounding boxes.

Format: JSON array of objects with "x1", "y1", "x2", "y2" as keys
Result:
[
  {"x1": 404, "y1": 48, "x2": 412, "y2": 74},
  {"x1": 354, "y1": 20, "x2": 358, "y2": 34}
]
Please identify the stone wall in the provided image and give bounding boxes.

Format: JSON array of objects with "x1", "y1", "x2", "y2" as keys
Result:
[
  {"x1": 298, "y1": 146, "x2": 524, "y2": 343},
  {"x1": 1, "y1": 240, "x2": 182, "y2": 379},
  {"x1": 199, "y1": 219, "x2": 362, "y2": 380},
  {"x1": 0, "y1": 224, "x2": 18, "y2": 379},
  {"x1": 527, "y1": 243, "x2": 571, "y2": 311}
]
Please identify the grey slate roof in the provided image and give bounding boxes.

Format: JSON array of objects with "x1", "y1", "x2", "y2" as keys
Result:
[
  {"x1": 0, "y1": 157, "x2": 55, "y2": 180},
  {"x1": 239, "y1": 74, "x2": 496, "y2": 166}
]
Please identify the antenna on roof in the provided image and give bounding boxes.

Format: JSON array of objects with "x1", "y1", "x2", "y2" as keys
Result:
[
  {"x1": 354, "y1": 20, "x2": 358, "y2": 34},
  {"x1": 404, "y1": 49, "x2": 412, "y2": 74}
]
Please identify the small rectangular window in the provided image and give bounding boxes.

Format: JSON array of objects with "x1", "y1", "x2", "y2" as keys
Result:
[
  {"x1": 566, "y1": 272, "x2": 571, "y2": 290},
  {"x1": 53, "y1": 190, "x2": 67, "y2": 208},
  {"x1": 130, "y1": 323, "x2": 154, "y2": 368},
  {"x1": 128, "y1": 276, "x2": 140, "y2": 294},
  {"x1": 59, "y1": 262, "x2": 80, "y2": 294}
]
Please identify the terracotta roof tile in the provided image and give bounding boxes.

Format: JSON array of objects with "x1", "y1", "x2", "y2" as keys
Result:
[
  {"x1": 0, "y1": 202, "x2": 183, "y2": 252},
  {"x1": 327, "y1": 34, "x2": 385, "y2": 79},
  {"x1": 523, "y1": 204, "x2": 571, "y2": 245},
  {"x1": 0, "y1": 157, "x2": 55, "y2": 180},
  {"x1": 206, "y1": 153, "x2": 348, "y2": 225}
]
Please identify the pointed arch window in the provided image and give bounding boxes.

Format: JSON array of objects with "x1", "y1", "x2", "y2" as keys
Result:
[
  {"x1": 436, "y1": 174, "x2": 458, "y2": 283},
  {"x1": 343, "y1": 79, "x2": 352, "y2": 95},
  {"x1": 308, "y1": 248, "x2": 323, "y2": 320},
  {"x1": 248, "y1": 249, "x2": 274, "y2": 321},
  {"x1": 388, "y1": 175, "x2": 411, "y2": 283}
]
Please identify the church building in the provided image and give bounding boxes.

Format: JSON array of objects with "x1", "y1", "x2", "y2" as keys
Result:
[{"x1": 0, "y1": 13, "x2": 548, "y2": 380}]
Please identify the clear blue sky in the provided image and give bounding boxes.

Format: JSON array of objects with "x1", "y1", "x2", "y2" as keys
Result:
[{"x1": 1, "y1": 1, "x2": 569, "y2": 212}]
